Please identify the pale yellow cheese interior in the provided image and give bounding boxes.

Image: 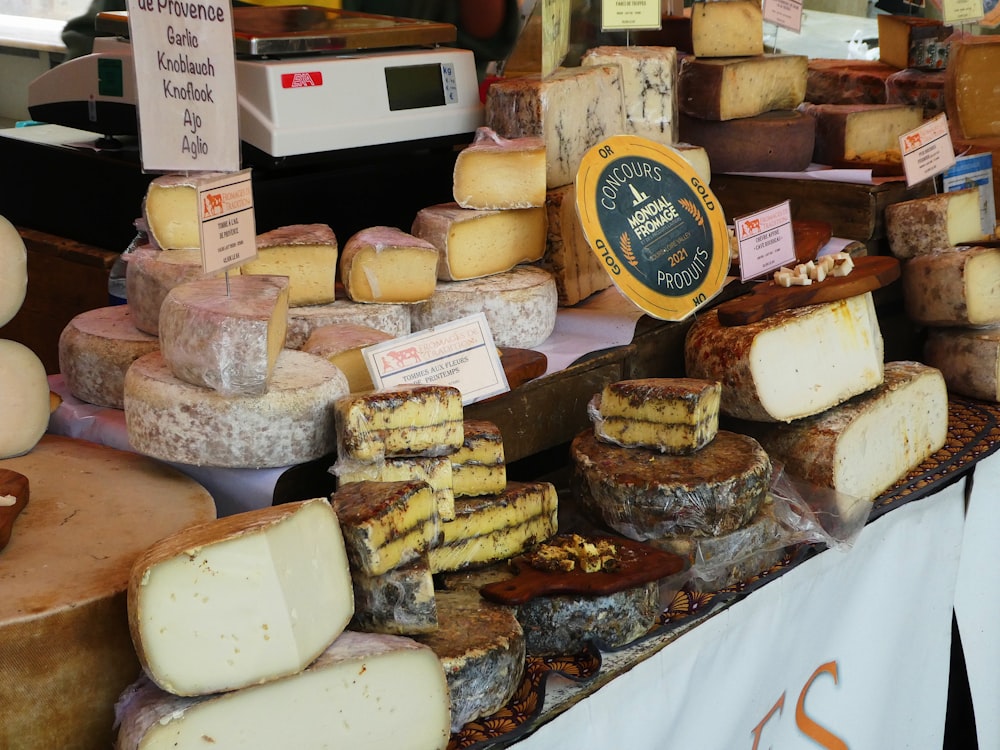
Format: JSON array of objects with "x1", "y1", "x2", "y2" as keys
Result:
[
  {"x1": 965, "y1": 249, "x2": 1000, "y2": 324},
  {"x1": 691, "y1": 0, "x2": 764, "y2": 58},
  {"x1": 452, "y1": 463, "x2": 507, "y2": 498},
  {"x1": 430, "y1": 514, "x2": 556, "y2": 573},
  {"x1": 241, "y1": 244, "x2": 338, "y2": 306},
  {"x1": 454, "y1": 146, "x2": 546, "y2": 209},
  {"x1": 346, "y1": 245, "x2": 438, "y2": 303},
  {"x1": 444, "y1": 207, "x2": 546, "y2": 280},
  {"x1": 947, "y1": 189, "x2": 988, "y2": 246},
  {"x1": 951, "y1": 43, "x2": 1000, "y2": 138},
  {"x1": 843, "y1": 106, "x2": 923, "y2": 161},
  {"x1": 145, "y1": 182, "x2": 200, "y2": 250}
]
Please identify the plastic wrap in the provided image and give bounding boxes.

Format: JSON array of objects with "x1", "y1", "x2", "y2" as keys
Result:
[
  {"x1": 332, "y1": 453, "x2": 456, "y2": 521},
  {"x1": 452, "y1": 126, "x2": 547, "y2": 210},
  {"x1": 339, "y1": 225, "x2": 439, "y2": 303},
  {"x1": 125, "y1": 245, "x2": 221, "y2": 335},
  {"x1": 350, "y1": 554, "x2": 439, "y2": 635},
  {"x1": 285, "y1": 298, "x2": 411, "y2": 350}
]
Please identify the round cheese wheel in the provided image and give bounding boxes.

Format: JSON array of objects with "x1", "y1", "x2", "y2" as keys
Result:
[
  {"x1": 805, "y1": 59, "x2": 893, "y2": 105},
  {"x1": 0, "y1": 215, "x2": 27, "y2": 328},
  {"x1": 124, "y1": 349, "x2": 348, "y2": 468},
  {"x1": 0, "y1": 434, "x2": 215, "y2": 750},
  {"x1": 286, "y1": 299, "x2": 411, "y2": 350},
  {"x1": 678, "y1": 110, "x2": 816, "y2": 173},
  {"x1": 58, "y1": 305, "x2": 160, "y2": 409},
  {"x1": 125, "y1": 246, "x2": 220, "y2": 335},
  {"x1": 410, "y1": 266, "x2": 557, "y2": 348},
  {"x1": 0, "y1": 339, "x2": 50, "y2": 459}
]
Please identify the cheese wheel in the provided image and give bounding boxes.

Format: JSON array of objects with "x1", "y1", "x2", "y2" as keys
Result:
[
  {"x1": 924, "y1": 326, "x2": 1000, "y2": 402},
  {"x1": 885, "y1": 188, "x2": 988, "y2": 260},
  {"x1": 58, "y1": 305, "x2": 160, "y2": 409},
  {"x1": 0, "y1": 435, "x2": 215, "y2": 750},
  {"x1": 945, "y1": 35, "x2": 1000, "y2": 140},
  {"x1": 677, "y1": 109, "x2": 816, "y2": 173},
  {"x1": 902, "y1": 245, "x2": 1000, "y2": 326},
  {"x1": 806, "y1": 59, "x2": 893, "y2": 105},
  {"x1": 886, "y1": 68, "x2": 946, "y2": 119},
  {"x1": 339, "y1": 226, "x2": 439, "y2": 303},
  {"x1": 684, "y1": 294, "x2": 885, "y2": 423},
  {"x1": 125, "y1": 245, "x2": 220, "y2": 335},
  {"x1": 286, "y1": 298, "x2": 410, "y2": 350},
  {"x1": 678, "y1": 54, "x2": 808, "y2": 121},
  {"x1": 124, "y1": 349, "x2": 348, "y2": 468},
  {"x1": 543, "y1": 183, "x2": 613, "y2": 306},
  {"x1": 411, "y1": 266, "x2": 558, "y2": 349},
  {"x1": 452, "y1": 127, "x2": 547, "y2": 209},
  {"x1": 0, "y1": 339, "x2": 50, "y2": 459},
  {"x1": 242, "y1": 223, "x2": 338, "y2": 306},
  {"x1": 143, "y1": 172, "x2": 217, "y2": 251},
  {"x1": 0, "y1": 215, "x2": 27, "y2": 328},
  {"x1": 301, "y1": 323, "x2": 393, "y2": 393},
  {"x1": 800, "y1": 102, "x2": 924, "y2": 167}
]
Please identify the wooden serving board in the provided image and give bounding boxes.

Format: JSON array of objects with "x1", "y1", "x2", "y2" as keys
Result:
[
  {"x1": 479, "y1": 536, "x2": 686, "y2": 606},
  {"x1": 499, "y1": 347, "x2": 547, "y2": 392},
  {"x1": 0, "y1": 469, "x2": 29, "y2": 554},
  {"x1": 716, "y1": 255, "x2": 900, "y2": 327}
]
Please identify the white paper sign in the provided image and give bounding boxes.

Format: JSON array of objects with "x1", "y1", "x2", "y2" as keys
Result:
[
  {"x1": 363, "y1": 314, "x2": 509, "y2": 406},
  {"x1": 126, "y1": 0, "x2": 240, "y2": 172},
  {"x1": 601, "y1": 0, "x2": 662, "y2": 30},
  {"x1": 197, "y1": 170, "x2": 256, "y2": 274},
  {"x1": 763, "y1": 0, "x2": 804, "y2": 33},
  {"x1": 943, "y1": 0, "x2": 985, "y2": 24},
  {"x1": 943, "y1": 152, "x2": 996, "y2": 237},
  {"x1": 735, "y1": 201, "x2": 796, "y2": 282},
  {"x1": 900, "y1": 113, "x2": 956, "y2": 187}
]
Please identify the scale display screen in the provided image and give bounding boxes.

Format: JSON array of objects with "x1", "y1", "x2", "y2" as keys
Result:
[{"x1": 385, "y1": 63, "x2": 446, "y2": 111}]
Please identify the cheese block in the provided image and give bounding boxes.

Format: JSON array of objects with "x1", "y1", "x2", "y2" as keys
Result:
[
  {"x1": 128, "y1": 498, "x2": 353, "y2": 697},
  {"x1": 806, "y1": 59, "x2": 894, "y2": 105},
  {"x1": 451, "y1": 420, "x2": 506, "y2": 498},
  {"x1": 415, "y1": 589, "x2": 525, "y2": 731},
  {"x1": 902, "y1": 245, "x2": 1000, "y2": 327},
  {"x1": 410, "y1": 266, "x2": 558, "y2": 349},
  {"x1": 241, "y1": 224, "x2": 338, "y2": 306},
  {"x1": 330, "y1": 480, "x2": 440, "y2": 576},
  {"x1": 58, "y1": 305, "x2": 160, "y2": 409},
  {"x1": 350, "y1": 554, "x2": 438, "y2": 635},
  {"x1": 143, "y1": 172, "x2": 218, "y2": 251},
  {"x1": 886, "y1": 68, "x2": 947, "y2": 119},
  {"x1": 690, "y1": 0, "x2": 764, "y2": 58},
  {"x1": 677, "y1": 109, "x2": 816, "y2": 173},
  {"x1": 678, "y1": 54, "x2": 808, "y2": 121},
  {"x1": 429, "y1": 481, "x2": 559, "y2": 573},
  {"x1": 113, "y1": 632, "x2": 451, "y2": 750},
  {"x1": 542, "y1": 183, "x2": 613, "y2": 306},
  {"x1": 125, "y1": 246, "x2": 220, "y2": 335},
  {"x1": 0, "y1": 468, "x2": 28, "y2": 553},
  {"x1": 0, "y1": 339, "x2": 50, "y2": 459},
  {"x1": 924, "y1": 326, "x2": 1000, "y2": 402},
  {"x1": 950, "y1": 135, "x2": 1000, "y2": 229},
  {"x1": 744, "y1": 361, "x2": 948, "y2": 503},
  {"x1": 590, "y1": 378, "x2": 721, "y2": 454},
  {"x1": 502, "y1": 0, "x2": 571, "y2": 77},
  {"x1": 411, "y1": 202, "x2": 546, "y2": 282},
  {"x1": 684, "y1": 293, "x2": 885, "y2": 423},
  {"x1": 286, "y1": 298, "x2": 410, "y2": 350},
  {"x1": 885, "y1": 187, "x2": 988, "y2": 259},
  {"x1": 158, "y1": 274, "x2": 290, "y2": 396},
  {"x1": 124, "y1": 349, "x2": 347, "y2": 468},
  {"x1": 484, "y1": 64, "x2": 625, "y2": 189},
  {"x1": 580, "y1": 45, "x2": 679, "y2": 144},
  {"x1": 878, "y1": 15, "x2": 952, "y2": 71},
  {"x1": 0, "y1": 435, "x2": 214, "y2": 750},
  {"x1": 301, "y1": 323, "x2": 392, "y2": 393},
  {"x1": 340, "y1": 226, "x2": 439, "y2": 303},
  {"x1": 674, "y1": 142, "x2": 713, "y2": 183},
  {"x1": 0, "y1": 215, "x2": 26, "y2": 328},
  {"x1": 452, "y1": 127, "x2": 547, "y2": 209},
  {"x1": 800, "y1": 102, "x2": 925, "y2": 166},
  {"x1": 946, "y1": 36, "x2": 1000, "y2": 139},
  {"x1": 334, "y1": 454, "x2": 455, "y2": 521},
  {"x1": 334, "y1": 385, "x2": 463, "y2": 461},
  {"x1": 571, "y1": 429, "x2": 770, "y2": 540}
]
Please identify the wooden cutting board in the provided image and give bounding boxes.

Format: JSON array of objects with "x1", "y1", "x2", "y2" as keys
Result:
[
  {"x1": 499, "y1": 347, "x2": 547, "y2": 392},
  {"x1": 0, "y1": 469, "x2": 28, "y2": 554},
  {"x1": 716, "y1": 255, "x2": 900, "y2": 326}
]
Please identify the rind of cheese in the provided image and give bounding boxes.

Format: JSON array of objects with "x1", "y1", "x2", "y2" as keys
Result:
[
  {"x1": 678, "y1": 54, "x2": 808, "y2": 121},
  {"x1": 924, "y1": 326, "x2": 1000, "y2": 402},
  {"x1": 451, "y1": 420, "x2": 506, "y2": 498},
  {"x1": 143, "y1": 172, "x2": 222, "y2": 251},
  {"x1": 902, "y1": 245, "x2": 1000, "y2": 326},
  {"x1": 677, "y1": 109, "x2": 816, "y2": 173},
  {"x1": 411, "y1": 202, "x2": 546, "y2": 282},
  {"x1": 690, "y1": 0, "x2": 763, "y2": 58},
  {"x1": 571, "y1": 429, "x2": 771, "y2": 540},
  {"x1": 684, "y1": 293, "x2": 885, "y2": 423},
  {"x1": 286, "y1": 298, "x2": 410, "y2": 350},
  {"x1": 800, "y1": 102, "x2": 925, "y2": 166},
  {"x1": 485, "y1": 64, "x2": 625, "y2": 188},
  {"x1": 241, "y1": 223, "x2": 338, "y2": 306},
  {"x1": 0, "y1": 339, "x2": 50, "y2": 459},
  {"x1": 334, "y1": 454, "x2": 455, "y2": 521},
  {"x1": 580, "y1": 45, "x2": 679, "y2": 144},
  {"x1": 886, "y1": 68, "x2": 946, "y2": 119},
  {"x1": 128, "y1": 498, "x2": 354, "y2": 697},
  {"x1": 453, "y1": 127, "x2": 547, "y2": 209},
  {"x1": 806, "y1": 58, "x2": 893, "y2": 106},
  {"x1": 0, "y1": 215, "x2": 27, "y2": 328},
  {"x1": 885, "y1": 188, "x2": 988, "y2": 259},
  {"x1": 674, "y1": 142, "x2": 713, "y2": 184},
  {"x1": 302, "y1": 323, "x2": 393, "y2": 393},
  {"x1": 350, "y1": 554, "x2": 438, "y2": 635},
  {"x1": 334, "y1": 385, "x2": 463, "y2": 461},
  {"x1": 542, "y1": 183, "x2": 613, "y2": 306},
  {"x1": 415, "y1": 589, "x2": 525, "y2": 732},
  {"x1": 330, "y1": 480, "x2": 440, "y2": 576},
  {"x1": 878, "y1": 14, "x2": 951, "y2": 71},
  {"x1": 113, "y1": 632, "x2": 451, "y2": 750},
  {"x1": 743, "y1": 361, "x2": 948, "y2": 503},
  {"x1": 125, "y1": 246, "x2": 221, "y2": 335},
  {"x1": 158, "y1": 275, "x2": 290, "y2": 396},
  {"x1": 411, "y1": 266, "x2": 558, "y2": 349},
  {"x1": 340, "y1": 226, "x2": 439, "y2": 303},
  {"x1": 58, "y1": 305, "x2": 160, "y2": 409},
  {"x1": 124, "y1": 349, "x2": 348, "y2": 468},
  {"x1": 945, "y1": 35, "x2": 1000, "y2": 139}
]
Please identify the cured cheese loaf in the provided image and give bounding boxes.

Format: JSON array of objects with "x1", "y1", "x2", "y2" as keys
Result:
[
  {"x1": 902, "y1": 245, "x2": 1000, "y2": 327},
  {"x1": 285, "y1": 298, "x2": 410, "y2": 350},
  {"x1": 339, "y1": 226, "x2": 439, "y2": 303},
  {"x1": 451, "y1": 420, "x2": 506, "y2": 498},
  {"x1": 0, "y1": 339, "x2": 50, "y2": 459},
  {"x1": 334, "y1": 454, "x2": 455, "y2": 521},
  {"x1": 801, "y1": 102, "x2": 924, "y2": 167},
  {"x1": 946, "y1": 35, "x2": 1000, "y2": 140},
  {"x1": 885, "y1": 188, "x2": 988, "y2": 259},
  {"x1": 886, "y1": 68, "x2": 946, "y2": 119},
  {"x1": 452, "y1": 127, "x2": 546, "y2": 209},
  {"x1": 350, "y1": 554, "x2": 438, "y2": 635},
  {"x1": 677, "y1": 109, "x2": 816, "y2": 173},
  {"x1": 241, "y1": 223, "x2": 338, "y2": 306},
  {"x1": 690, "y1": 0, "x2": 763, "y2": 58},
  {"x1": 0, "y1": 215, "x2": 27, "y2": 328},
  {"x1": 878, "y1": 14, "x2": 951, "y2": 71},
  {"x1": 543, "y1": 183, "x2": 613, "y2": 306},
  {"x1": 924, "y1": 326, "x2": 1000, "y2": 402},
  {"x1": 125, "y1": 246, "x2": 220, "y2": 335},
  {"x1": 684, "y1": 293, "x2": 885, "y2": 423},
  {"x1": 678, "y1": 54, "x2": 808, "y2": 121},
  {"x1": 806, "y1": 59, "x2": 893, "y2": 106}
]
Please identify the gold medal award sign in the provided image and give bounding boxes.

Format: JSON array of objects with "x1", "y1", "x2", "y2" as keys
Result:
[{"x1": 576, "y1": 135, "x2": 730, "y2": 321}]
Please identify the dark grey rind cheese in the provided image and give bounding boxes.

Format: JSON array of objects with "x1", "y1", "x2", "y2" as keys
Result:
[
  {"x1": 924, "y1": 326, "x2": 1000, "y2": 402},
  {"x1": 350, "y1": 555, "x2": 439, "y2": 635}
]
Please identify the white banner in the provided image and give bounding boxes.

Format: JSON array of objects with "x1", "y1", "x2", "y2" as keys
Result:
[{"x1": 515, "y1": 486, "x2": 966, "y2": 749}]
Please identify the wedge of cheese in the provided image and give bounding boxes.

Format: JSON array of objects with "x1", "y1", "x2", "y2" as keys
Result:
[
  {"x1": 744, "y1": 361, "x2": 948, "y2": 503},
  {"x1": 924, "y1": 326, "x2": 1000, "y2": 402},
  {"x1": 301, "y1": 323, "x2": 391, "y2": 393},
  {"x1": 801, "y1": 102, "x2": 924, "y2": 166},
  {"x1": 113, "y1": 632, "x2": 451, "y2": 750},
  {"x1": 143, "y1": 172, "x2": 220, "y2": 251},
  {"x1": 350, "y1": 554, "x2": 438, "y2": 635},
  {"x1": 128, "y1": 498, "x2": 353, "y2": 697},
  {"x1": 684, "y1": 293, "x2": 885, "y2": 423},
  {"x1": 878, "y1": 14, "x2": 951, "y2": 71},
  {"x1": 691, "y1": 0, "x2": 764, "y2": 58},
  {"x1": 678, "y1": 109, "x2": 816, "y2": 173},
  {"x1": 0, "y1": 215, "x2": 26, "y2": 328},
  {"x1": 453, "y1": 127, "x2": 546, "y2": 209},
  {"x1": 542, "y1": 183, "x2": 613, "y2": 306},
  {"x1": 241, "y1": 224, "x2": 338, "y2": 306},
  {"x1": 902, "y1": 245, "x2": 1000, "y2": 326},
  {"x1": 285, "y1": 298, "x2": 410, "y2": 350},
  {"x1": 340, "y1": 226, "x2": 439, "y2": 303},
  {"x1": 0, "y1": 339, "x2": 50, "y2": 459},
  {"x1": 125, "y1": 246, "x2": 221, "y2": 335},
  {"x1": 885, "y1": 188, "x2": 988, "y2": 259},
  {"x1": 334, "y1": 385, "x2": 463, "y2": 461},
  {"x1": 158, "y1": 274, "x2": 289, "y2": 396},
  {"x1": 334, "y1": 454, "x2": 455, "y2": 521},
  {"x1": 946, "y1": 35, "x2": 1000, "y2": 139},
  {"x1": 678, "y1": 54, "x2": 808, "y2": 121},
  {"x1": 330, "y1": 480, "x2": 440, "y2": 576},
  {"x1": 451, "y1": 420, "x2": 506, "y2": 498}
]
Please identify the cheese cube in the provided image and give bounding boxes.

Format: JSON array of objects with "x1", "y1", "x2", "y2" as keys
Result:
[
  {"x1": 334, "y1": 454, "x2": 455, "y2": 521},
  {"x1": 902, "y1": 245, "x2": 1000, "y2": 326},
  {"x1": 801, "y1": 102, "x2": 925, "y2": 166},
  {"x1": 0, "y1": 339, "x2": 50, "y2": 459},
  {"x1": 946, "y1": 35, "x2": 1000, "y2": 139},
  {"x1": 453, "y1": 127, "x2": 546, "y2": 209},
  {"x1": 678, "y1": 54, "x2": 808, "y2": 121},
  {"x1": 241, "y1": 223, "x2": 338, "y2": 306},
  {"x1": 301, "y1": 323, "x2": 392, "y2": 393},
  {"x1": 451, "y1": 420, "x2": 506, "y2": 498},
  {"x1": 127, "y1": 498, "x2": 354, "y2": 697},
  {"x1": 924, "y1": 326, "x2": 1000, "y2": 402},
  {"x1": 885, "y1": 187, "x2": 988, "y2": 259},
  {"x1": 691, "y1": 0, "x2": 764, "y2": 58},
  {"x1": 339, "y1": 226, "x2": 439, "y2": 304},
  {"x1": 0, "y1": 215, "x2": 26, "y2": 328},
  {"x1": 542, "y1": 183, "x2": 613, "y2": 306}
]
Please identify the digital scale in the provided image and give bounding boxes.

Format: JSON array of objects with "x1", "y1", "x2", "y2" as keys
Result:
[{"x1": 27, "y1": 7, "x2": 484, "y2": 157}]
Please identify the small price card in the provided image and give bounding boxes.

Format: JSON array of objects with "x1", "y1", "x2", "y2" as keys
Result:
[
  {"x1": 763, "y1": 0, "x2": 804, "y2": 33},
  {"x1": 197, "y1": 170, "x2": 257, "y2": 274},
  {"x1": 735, "y1": 201, "x2": 796, "y2": 282},
  {"x1": 601, "y1": 0, "x2": 662, "y2": 30},
  {"x1": 942, "y1": 0, "x2": 984, "y2": 25},
  {"x1": 900, "y1": 113, "x2": 956, "y2": 187}
]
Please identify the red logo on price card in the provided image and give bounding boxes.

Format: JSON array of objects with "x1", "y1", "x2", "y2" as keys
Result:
[{"x1": 281, "y1": 72, "x2": 323, "y2": 88}]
